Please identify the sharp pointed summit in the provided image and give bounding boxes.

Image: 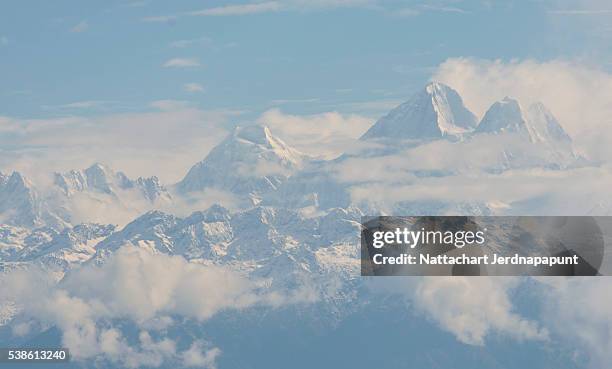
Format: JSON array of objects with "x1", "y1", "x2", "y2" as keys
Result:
[
  {"x1": 475, "y1": 98, "x2": 574, "y2": 146},
  {"x1": 475, "y1": 97, "x2": 529, "y2": 136},
  {"x1": 360, "y1": 82, "x2": 478, "y2": 141},
  {"x1": 472, "y1": 97, "x2": 577, "y2": 168},
  {"x1": 176, "y1": 125, "x2": 307, "y2": 197}
]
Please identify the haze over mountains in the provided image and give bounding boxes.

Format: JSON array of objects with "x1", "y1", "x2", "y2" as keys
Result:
[
  {"x1": 0, "y1": 82, "x2": 588, "y2": 258},
  {"x1": 176, "y1": 125, "x2": 307, "y2": 200},
  {"x1": 0, "y1": 84, "x2": 577, "y2": 223},
  {"x1": 0, "y1": 82, "x2": 603, "y2": 369}
]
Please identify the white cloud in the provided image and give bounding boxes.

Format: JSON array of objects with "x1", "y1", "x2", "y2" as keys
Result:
[
  {"x1": 70, "y1": 20, "x2": 89, "y2": 33},
  {"x1": 345, "y1": 166, "x2": 612, "y2": 215},
  {"x1": 548, "y1": 9, "x2": 612, "y2": 15},
  {"x1": 64, "y1": 191, "x2": 134, "y2": 226},
  {"x1": 538, "y1": 277, "x2": 612, "y2": 368},
  {"x1": 332, "y1": 98, "x2": 403, "y2": 116},
  {"x1": 170, "y1": 37, "x2": 213, "y2": 48},
  {"x1": 165, "y1": 189, "x2": 240, "y2": 218},
  {"x1": 1, "y1": 36, "x2": 8, "y2": 45},
  {"x1": 145, "y1": 0, "x2": 377, "y2": 22},
  {"x1": 43, "y1": 100, "x2": 108, "y2": 110},
  {"x1": 142, "y1": 15, "x2": 178, "y2": 23},
  {"x1": 395, "y1": 8, "x2": 420, "y2": 16},
  {"x1": 335, "y1": 132, "x2": 576, "y2": 185},
  {"x1": 189, "y1": 1, "x2": 282, "y2": 16},
  {"x1": 187, "y1": 1, "x2": 375, "y2": 16},
  {"x1": 0, "y1": 106, "x2": 236, "y2": 184},
  {"x1": 180, "y1": 0, "x2": 471, "y2": 17},
  {"x1": 257, "y1": 108, "x2": 373, "y2": 158},
  {"x1": 420, "y1": 4, "x2": 469, "y2": 14},
  {"x1": 0, "y1": 246, "x2": 316, "y2": 366},
  {"x1": 546, "y1": 0, "x2": 612, "y2": 15},
  {"x1": 183, "y1": 83, "x2": 205, "y2": 93},
  {"x1": 367, "y1": 276, "x2": 548, "y2": 346},
  {"x1": 432, "y1": 58, "x2": 612, "y2": 162},
  {"x1": 182, "y1": 342, "x2": 221, "y2": 368},
  {"x1": 163, "y1": 58, "x2": 201, "y2": 68},
  {"x1": 324, "y1": 58, "x2": 612, "y2": 214},
  {"x1": 149, "y1": 99, "x2": 192, "y2": 111},
  {"x1": 269, "y1": 97, "x2": 319, "y2": 104},
  {"x1": 413, "y1": 277, "x2": 548, "y2": 345}
]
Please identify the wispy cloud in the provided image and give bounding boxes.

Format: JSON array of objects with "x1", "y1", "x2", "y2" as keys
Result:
[
  {"x1": 395, "y1": 8, "x2": 420, "y2": 16},
  {"x1": 189, "y1": 1, "x2": 281, "y2": 16},
  {"x1": 257, "y1": 108, "x2": 372, "y2": 158},
  {"x1": 540, "y1": 278, "x2": 612, "y2": 367},
  {"x1": 269, "y1": 97, "x2": 319, "y2": 105},
  {"x1": 143, "y1": 0, "x2": 377, "y2": 22},
  {"x1": 183, "y1": 83, "x2": 205, "y2": 93},
  {"x1": 121, "y1": 0, "x2": 148, "y2": 7},
  {"x1": 0, "y1": 36, "x2": 8, "y2": 46},
  {"x1": 420, "y1": 4, "x2": 470, "y2": 14},
  {"x1": 163, "y1": 58, "x2": 201, "y2": 68},
  {"x1": 149, "y1": 99, "x2": 192, "y2": 111},
  {"x1": 44, "y1": 100, "x2": 108, "y2": 110},
  {"x1": 169, "y1": 37, "x2": 212, "y2": 48},
  {"x1": 548, "y1": 9, "x2": 612, "y2": 15},
  {"x1": 142, "y1": 15, "x2": 178, "y2": 23},
  {"x1": 0, "y1": 106, "x2": 239, "y2": 183},
  {"x1": 70, "y1": 20, "x2": 89, "y2": 33}
]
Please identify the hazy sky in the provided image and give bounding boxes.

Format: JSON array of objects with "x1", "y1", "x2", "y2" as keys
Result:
[
  {"x1": 2, "y1": 0, "x2": 612, "y2": 183},
  {"x1": 1, "y1": 0, "x2": 611, "y2": 120}
]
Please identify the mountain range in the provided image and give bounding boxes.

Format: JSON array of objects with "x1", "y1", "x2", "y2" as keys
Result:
[
  {"x1": 0, "y1": 82, "x2": 595, "y2": 369},
  {"x1": 0, "y1": 82, "x2": 585, "y2": 268}
]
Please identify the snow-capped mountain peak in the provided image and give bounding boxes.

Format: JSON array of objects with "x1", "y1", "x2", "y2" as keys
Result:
[
  {"x1": 0, "y1": 172, "x2": 66, "y2": 229},
  {"x1": 176, "y1": 125, "x2": 307, "y2": 197},
  {"x1": 54, "y1": 163, "x2": 171, "y2": 203},
  {"x1": 471, "y1": 97, "x2": 577, "y2": 168},
  {"x1": 235, "y1": 124, "x2": 273, "y2": 144},
  {"x1": 475, "y1": 98, "x2": 573, "y2": 146},
  {"x1": 525, "y1": 102, "x2": 572, "y2": 144},
  {"x1": 474, "y1": 97, "x2": 529, "y2": 136},
  {"x1": 55, "y1": 163, "x2": 116, "y2": 196},
  {"x1": 5, "y1": 171, "x2": 30, "y2": 189},
  {"x1": 360, "y1": 82, "x2": 478, "y2": 140},
  {"x1": 233, "y1": 124, "x2": 304, "y2": 164}
]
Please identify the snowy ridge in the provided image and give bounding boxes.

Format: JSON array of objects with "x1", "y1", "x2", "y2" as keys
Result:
[
  {"x1": 0, "y1": 172, "x2": 67, "y2": 229},
  {"x1": 55, "y1": 163, "x2": 171, "y2": 203},
  {"x1": 0, "y1": 83, "x2": 585, "y2": 279},
  {"x1": 475, "y1": 97, "x2": 574, "y2": 147},
  {"x1": 361, "y1": 82, "x2": 478, "y2": 140},
  {"x1": 176, "y1": 125, "x2": 308, "y2": 200},
  {"x1": 0, "y1": 83, "x2": 604, "y2": 369}
]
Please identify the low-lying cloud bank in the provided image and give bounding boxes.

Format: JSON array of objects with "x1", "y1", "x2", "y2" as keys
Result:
[
  {"x1": 0, "y1": 246, "x2": 318, "y2": 368},
  {"x1": 367, "y1": 277, "x2": 548, "y2": 347},
  {"x1": 370, "y1": 275, "x2": 612, "y2": 368},
  {"x1": 0, "y1": 107, "x2": 235, "y2": 184},
  {"x1": 414, "y1": 277, "x2": 548, "y2": 346},
  {"x1": 538, "y1": 277, "x2": 612, "y2": 369}
]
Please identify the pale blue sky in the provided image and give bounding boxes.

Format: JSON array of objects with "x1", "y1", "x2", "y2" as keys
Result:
[{"x1": 1, "y1": 0, "x2": 611, "y2": 120}]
